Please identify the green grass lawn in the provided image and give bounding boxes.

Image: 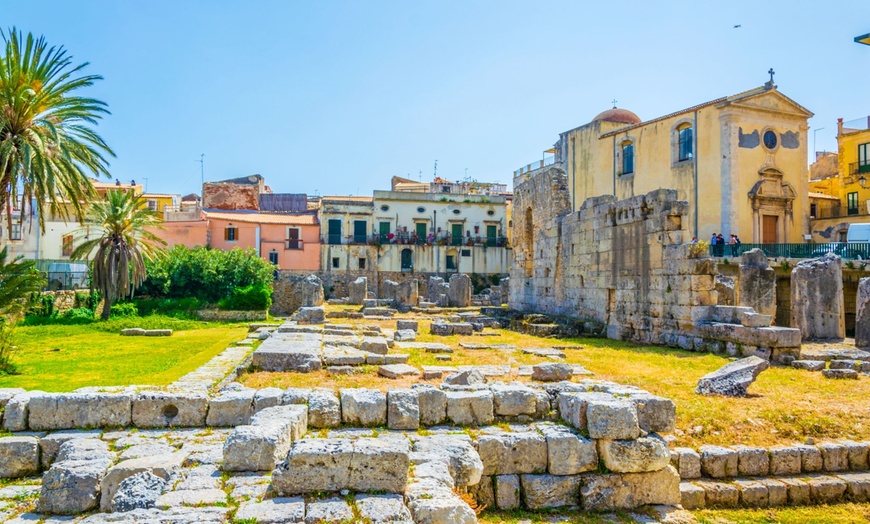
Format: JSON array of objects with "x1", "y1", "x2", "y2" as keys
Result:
[{"x1": 0, "y1": 321, "x2": 248, "y2": 391}]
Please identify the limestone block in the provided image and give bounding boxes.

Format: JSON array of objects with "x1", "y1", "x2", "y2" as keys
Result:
[
  {"x1": 281, "y1": 387, "x2": 311, "y2": 405},
  {"x1": 791, "y1": 254, "x2": 845, "y2": 340},
  {"x1": 132, "y1": 391, "x2": 208, "y2": 428},
  {"x1": 348, "y1": 277, "x2": 367, "y2": 305},
  {"x1": 41, "y1": 439, "x2": 114, "y2": 515},
  {"x1": 387, "y1": 389, "x2": 419, "y2": 430},
  {"x1": 738, "y1": 249, "x2": 777, "y2": 318},
  {"x1": 672, "y1": 447, "x2": 701, "y2": 479},
  {"x1": 680, "y1": 481, "x2": 705, "y2": 509},
  {"x1": 273, "y1": 438, "x2": 410, "y2": 494},
  {"x1": 28, "y1": 393, "x2": 132, "y2": 431},
  {"x1": 445, "y1": 390, "x2": 494, "y2": 426},
  {"x1": 100, "y1": 452, "x2": 186, "y2": 511},
  {"x1": 823, "y1": 369, "x2": 859, "y2": 379},
  {"x1": 538, "y1": 424, "x2": 597, "y2": 475},
  {"x1": 305, "y1": 497, "x2": 354, "y2": 524},
  {"x1": 760, "y1": 478, "x2": 788, "y2": 506},
  {"x1": 490, "y1": 384, "x2": 537, "y2": 417},
  {"x1": 819, "y1": 442, "x2": 849, "y2": 472},
  {"x1": 734, "y1": 479, "x2": 769, "y2": 507},
  {"x1": 531, "y1": 363, "x2": 573, "y2": 382},
  {"x1": 451, "y1": 323, "x2": 473, "y2": 336},
  {"x1": 520, "y1": 474, "x2": 581, "y2": 509},
  {"x1": 769, "y1": 446, "x2": 803, "y2": 475},
  {"x1": 843, "y1": 440, "x2": 870, "y2": 470},
  {"x1": 307, "y1": 388, "x2": 341, "y2": 428},
  {"x1": 631, "y1": 393, "x2": 676, "y2": 433},
  {"x1": 206, "y1": 388, "x2": 255, "y2": 427},
  {"x1": 430, "y1": 323, "x2": 453, "y2": 336},
  {"x1": 598, "y1": 436, "x2": 670, "y2": 473},
  {"x1": 234, "y1": 497, "x2": 305, "y2": 523},
  {"x1": 780, "y1": 477, "x2": 811, "y2": 504},
  {"x1": 807, "y1": 475, "x2": 847, "y2": 503},
  {"x1": 340, "y1": 389, "x2": 387, "y2": 427},
  {"x1": 699, "y1": 445, "x2": 737, "y2": 478},
  {"x1": 397, "y1": 319, "x2": 418, "y2": 332},
  {"x1": 414, "y1": 385, "x2": 447, "y2": 426},
  {"x1": 857, "y1": 278, "x2": 870, "y2": 348},
  {"x1": 253, "y1": 387, "x2": 283, "y2": 412},
  {"x1": 792, "y1": 360, "x2": 826, "y2": 371},
  {"x1": 414, "y1": 435, "x2": 483, "y2": 487},
  {"x1": 469, "y1": 476, "x2": 495, "y2": 508},
  {"x1": 394, "y1": 329, "x2": 416, "y2": 342},
  {"x1": 1, "y1": 391, "x2": 33, "y2": 431},
  {"x1": 557, "y1": 391, "x2": 610, "y2": 431},
  {"x1": 476, "y1": 432, "x2": 547, "y2": 476},
  {"x1": 223, "y1": 405, "x2": 307, "y2": 472},
  {"x1": 291, "y1": 306, "x2": 325, "y2": 324},
  {"x1": 0, "y1": 436, "x2": 39, "y2": 478},
  {"x1": 799, "y1": 445, "x2": 824, "y2": 472},
  {"x1": 695, "y1": 356, "x2": 769, "y2": 397},
  {"x1": 355, "y1": 494, "x2": 413, "y2": 524},
  {"x1": 694, "y1": 480, "x2": 739, "y2": 507},
  {"x1": 360, "y1": 337, "x2": 390, "y2": 355},
  {"x1": 586, "y1": 399, "x2": 640, "y2": 440},
  {"x1": 378, "y1": 364, "x2": 419, "y2": 379},
  {"x1": 443, "y1": 369, "x2": 485, "y2": 387},
  {"x1": 110, "y1": 471, "x2": 166, "y2": 512},
  {"x1": 579, "y1": 465, "x2": 681, "y2": 510},
  {"x1": 39, "y1": 429, "x2": 103, "y2": 469},
  {"x1": 837, "y1": 472, "x2": 870, "y2": 502},
  {"x1": 448, "y1": 274, "x2": 471, "y2": 307},
  {"x1": 495, "y1": 474, "x2": 520, "y2": 509},
  {"x1": 734, "y1": 445, "x2": 770, "y2": 476}
]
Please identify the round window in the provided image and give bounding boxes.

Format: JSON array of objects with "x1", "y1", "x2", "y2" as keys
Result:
[
  {"x1": 486, "y1": 210, "x2": 495, "y2": 216},
  {"x1": 417, "y1": 206, "x2": 426, "y2": 213},
  {"x1": 380, "y1": 205, "x2": 389, "y2": 212},
  {"x1": 763, "y1": 130, "x2": 778, "y2": 150},
  {"x1": 452, "y1": 209, "x2": 461, "y2": 215}
]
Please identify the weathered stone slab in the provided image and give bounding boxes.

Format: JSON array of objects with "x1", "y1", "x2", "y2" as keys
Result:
[
  {"x1": 40, "y1": 439, "x2": 114, "y2": 515},
  {"x1": 28, "y1": 393, "x2": 132, "y2": 431},
  {"x1": 387, "y1": 389, "x2": 419, "y2": 430},
  {"x1": 769, "y1": 446, "x2": 803, "y2": 475},
  {"x1": 738, "y1": 249, "x2": 777, "y2": 318},
  {"x1": 378, "y1": 364, "x2": 419, "y2": 379},
  {"x1": 341, "y1": 389, "x2": 387, "y2": 427},
  {"x1": 355, "y1": 493, "x2": 413, "y2": 524},
  {"x1": 443, "y1": 369, "x2": 486, "y2": 386},
  {"x1": 305, "y1": 496, "x2": 354, "y2": 523},
  {"x1": 273, "y1": 438, "x2": 410, "y2": 494},
  {"x1": 734, "y1": 445, "x2": 770, "y2": 476},
  {"x1": 223, "y1": 405, "x2": 307, "y2": 472},
  {"x1": 476, "y1": 432, "x2": 547, "y2": 476},
  {"x1": 672, "y1": 447, "x2": 701, "y2": 479},
  {"x1": 446, "y1": 390, "x2": 494, "y2": 426},
  {"x1": 39, "y1": 430, "x2": 103, "y2": 469},
  {"x1": 586, "y1": 399, "x2": 640, "y2": 440},
  {"x1": 823, "y1": 368, "x2": 859, "y2": 379},
  {"x1": 792, "y1": 359, "x2": 826, "y2": 371},
  {"x1": 791, "y1": 254, "x2": 845, "y2": 340},
  {"x1": 132, "y1": 391, "x2": 208, "y2": 428},
  {"x1": 206, "y1": 388, "x2": 255, "y2": 427},
  {"x1": 699, "y1": 445, "x2": 738, "y2": 478},
  {"x1": 307, "y1": 389, "x2": 340, "y2": 428},
  {"x1": 448, "y1": 274, "x2": 472, "y2": 307},
  {"x1": 521, "y1": 474, "x2": 581, "y2": 509},
  {"x1": 538, "y1": 424, "x2": 597, "y2": 475},
  {"x1": 580, "y1": 466, "x2": 681, "y2": 510},
  {"x1": 495, "y1": 474, "x2": 521, "y2": 509},
  {"x1": 348, "y1": 276, "x2": 368, "y2": 305},
  {"x1": 414, "y1": 435, "x2": 483, "y2": 487},
  {"x1": 252, "y1": 333, "x2": 322, "y2": 372},
  {"x1": 100, "y1": 452, "x2": 186, "y2": 511},
  {"x1": 0, "y1": 436, "x2": 39, "y2": 478},
  {"x1": 598, "y1": 436, "x2": 670, "y2": 473},
  {"x1": 110, "y1": 471, "x2": 166, "y2": 512},
  {"x1": 531, "y1": 363, "x2": 572, "y2": 382},
  {"x1": 490, "y1": 384, "x2": 537, "y2": 416},
  {"x1": 858, "y1": 278, "x2": 870, "y2": 348},
  {"x1": 631, "y1": 393, "x2": 677, "y2": 433},
  {"x1": 695, "y1": 356, "x2": 768, "y2": 397},
  {"x1": 414, "y1": 385, "x2": 447, "y2": 426}
]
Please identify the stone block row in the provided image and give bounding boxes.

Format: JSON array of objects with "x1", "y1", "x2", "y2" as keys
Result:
[
  {"x1": 671, "y1": 441, "x2": 870, "y2": 480},
  {"x1": 222, "y1": 405, "x2": 307, "y2": 472},
  {"x1": 681, "y1": 472, "x2": 870, "y2": 509}
]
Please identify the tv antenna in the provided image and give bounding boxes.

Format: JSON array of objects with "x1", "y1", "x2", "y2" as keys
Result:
[{"x1": 196, "y1": 154, "x2": 205, "y2": 188}]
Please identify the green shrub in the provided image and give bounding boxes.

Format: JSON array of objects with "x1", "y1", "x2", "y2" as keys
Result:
[
  {"x1": 217, "y1": 284, "x2": 271, "y2": 311},
  {"x1": 109, "y1": 302, "x2": 139, "y2": 317},
  {"x1": 134, "y1": 297, "x2": 202, "y2": 318},
  {"x1": 140, "y1": 246, "x2": 274, "y2": 303},
  {"x1": 0, "y1": 324, "x2": 18, "y2": 375},
  {"x1": 60, "y1": 308, "x2": 96, "y2": 322}
]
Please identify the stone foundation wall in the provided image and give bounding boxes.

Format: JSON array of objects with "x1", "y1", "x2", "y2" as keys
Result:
[{"x1": 196, "y1": 309, "x2": 268, "y2": 321}]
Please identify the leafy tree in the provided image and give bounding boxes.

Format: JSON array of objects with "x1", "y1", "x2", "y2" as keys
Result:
[
  {"x1": 0, "y1": 27, "x2": 114, "y2": 237},
  {"x1": 0, "y1": 245, "x2": 45, "y2": 319},
  {"x1": 71, "y1": 190, "x2": 165, "y2": 319}
]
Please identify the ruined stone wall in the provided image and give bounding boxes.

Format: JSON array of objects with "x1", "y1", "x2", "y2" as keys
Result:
[
  {"x1": 510, "y1": 166, "x2": 717, "y2": 346},
  {"x1": 202, "y1": 182, "x2": 260, "y2": 210}
]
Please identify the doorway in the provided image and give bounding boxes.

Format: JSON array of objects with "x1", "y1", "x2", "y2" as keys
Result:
[{"x1": 762, "y1": 215, "x2": 778, "y2": 244}]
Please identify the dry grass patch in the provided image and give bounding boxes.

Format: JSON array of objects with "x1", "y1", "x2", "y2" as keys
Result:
[{"x1": 248, "y1": 307, "x2": 870, "y2": 447}]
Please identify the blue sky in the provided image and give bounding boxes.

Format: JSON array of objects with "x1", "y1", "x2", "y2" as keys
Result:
[{"x1": 6, "y1": 1, "x2": 870, "y2": 197}]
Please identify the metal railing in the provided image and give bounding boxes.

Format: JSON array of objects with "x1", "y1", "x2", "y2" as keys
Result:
[
  {"x1": 285, "y1": 239, "x2": 304, "y2": 250},
  {"x1": 849, "y1": 162, "x2": 870, "y2": 176},
  {"x1": 514, "y1": 155, "x2": 556, "y2": 177},
  {"x1": 709, "y1": 242, "x2": 870, "y2": 260},
  {"x1": 35, "y1": 259, "x2": 90, "y2": 290},
  {"x1": 321, "y1": 233, "x2": 510, "y2": 248}
]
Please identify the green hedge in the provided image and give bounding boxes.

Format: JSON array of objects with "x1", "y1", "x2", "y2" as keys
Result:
[
  {"x1": 140, "y1": 246, "x2": 274, "y2": 303},
  {"x1": 217, "y1": 284, "x2": 272, "y2": 311}
]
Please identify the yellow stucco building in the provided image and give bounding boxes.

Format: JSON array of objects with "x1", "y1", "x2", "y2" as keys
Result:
[
  {"x1": 551, "y1": 82, "x2": 812, "y2": 244},
  {"x1": 807, "y1": 117, "x2": 870, "y2": 241}
]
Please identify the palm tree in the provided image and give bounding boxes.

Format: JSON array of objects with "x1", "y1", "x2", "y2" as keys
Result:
[
  {"x1": 0, "y1": 27, "x2": 114, "y2": 237},
  {"x1": 71, "y1": 190, "x2": 165, "y2": 320},
  {"x1": 0, "y1": 245, "x2": 45, "y2": 319}
]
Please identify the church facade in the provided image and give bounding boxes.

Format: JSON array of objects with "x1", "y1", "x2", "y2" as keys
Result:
[{"x1": 547, "y1": 81, "x2": 812, "y2": 244}]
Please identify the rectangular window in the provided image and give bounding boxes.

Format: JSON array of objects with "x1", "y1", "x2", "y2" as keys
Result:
[
  {"x1": 10, "y1": 223, "x2": 22, "y2": 241},
  {"x1": 848, "y1": 192, "x2": 860, "y2": 215},
  {"x1": 859, "y1": 143, "x2": 870, "y2": 172},
  {"x1": 678, "y1": 127, "x2": 693, "y2": 161},
  {"x1": 62, "y1": 234, "x2": 73, "y2": 257},
  {"x1": 332, "y1": 257, "x2": 340, "y2": 269},
  {"x1": 225, "y1": 226, "x2": 238, "y2": 241},
  {"x1": 327, "y1": 219, "x2": 342, "y2": 245},
  {"x1": 353, "y1": 220, "x2": 367, "y2": 243},
  {"x1": 286, "y1": 227, "x2": 301, "y2": 249},
  {"x1": 461, "y1": 249, "x2": 471, "y2": 257},
  {"x1": 622, "y1": 143, "x2": 634, "y2": 174},
  {"x1": 268, "y1": 251, "x2": 279, "y2": 265},
  {"x1": 358, "y1": 257, "x2": 366, "y2": 269},
  {"x1": 379, "y1": 221, "x2": 391, "y2": 243},
  {"x1": 147, "y1": 200, "x2": 157, "y2": 210},
  {"x1": 810, "y1": 203, "x2": 817, "y2": 219}
]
